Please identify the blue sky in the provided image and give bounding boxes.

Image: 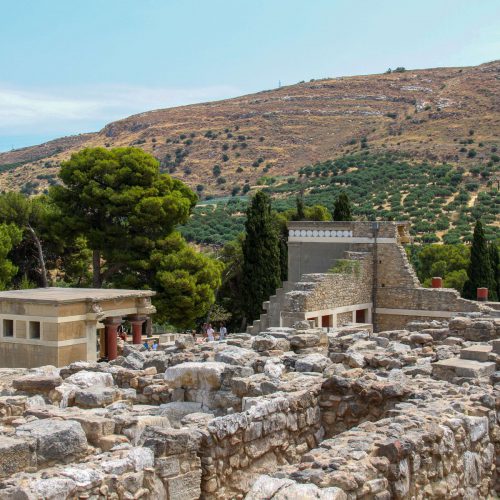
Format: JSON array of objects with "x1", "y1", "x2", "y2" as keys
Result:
[{"x1": 1, "y1": 0, "x2": 499, "y2": 152}]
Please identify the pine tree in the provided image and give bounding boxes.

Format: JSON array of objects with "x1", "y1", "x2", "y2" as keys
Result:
[
  {"x1": 333, "y1": 192, "x2": 352, "y2": 221},
  {"x1": 242, "y1": 191, "x2": 281, "y2": 323},
  {"x1": 463, "y1": 220, "x2": 495, "y2": 299}
]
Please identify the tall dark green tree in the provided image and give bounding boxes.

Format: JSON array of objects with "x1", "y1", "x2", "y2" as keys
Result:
[
  {"x1": 242, "y1": 191, "x2": 281, "y2": 324},
  {"x1": 294, "y1": 196, "x2": 306, "y2": 221},
  {"x1": 488, "y1": 243, "x2": 499, "y2": 301},
  {"x1": 463, "y1": 220, "x2": 495, "y2": 299},
  {"x1": 333, "y1": 192, "x2": 352, "y2": 221}
]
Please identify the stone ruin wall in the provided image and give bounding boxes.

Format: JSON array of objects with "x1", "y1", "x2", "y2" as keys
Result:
[
  {"x1": 374, "y1": 242, "x2": 487, "y2": 331},
  {"x1": 280, "y1": 252, "x2": 373, "y2": 328},
  {"x1": 2, "y1": 313, "x2": 500, "y2": 499}
]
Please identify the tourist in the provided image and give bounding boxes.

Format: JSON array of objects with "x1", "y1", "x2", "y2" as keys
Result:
[
  {"x1": 219, "y1": 323, "x2": 227, "y2": 341},
  {"x1": 152, "y1": 339, "x2": 159, "y2": 350},
  {"x1": 207, "y1": 324, "x2": 215, "y2": 342},
  {"x1": 143, "y1": 340, "x2": 150, "y2": 350}
]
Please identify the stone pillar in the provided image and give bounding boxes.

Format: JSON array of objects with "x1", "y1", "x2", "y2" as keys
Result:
[
  {"x1": 477, "y1": 288, "x2": 488, "y2": 302},
  {"x1": 129, "y1": 315, "x2": 147, "y2": 344},
  {"x1": 431, "y1": 277, "x2": 443, "y2": 288},
  {"x1": 104, "y1": 317, "x2": 122, "y2": 361}
]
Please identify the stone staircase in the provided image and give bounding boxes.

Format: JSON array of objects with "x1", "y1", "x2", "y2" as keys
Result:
[
  {"x1": 432, "y1": 342, "x2": 498, "y2": 381},
  {"x1": 247, "y1": 281, "x2": 294, "y2": 335}
]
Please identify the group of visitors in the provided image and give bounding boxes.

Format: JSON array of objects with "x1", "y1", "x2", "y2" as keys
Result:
[
  {"x1": 197, "y1": 323, "x2": 228, "y2": 342},
  {"x1": 143, "y1": 339, "x2": 159, "y2": 351}
]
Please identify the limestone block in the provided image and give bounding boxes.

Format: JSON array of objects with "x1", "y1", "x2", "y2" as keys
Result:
[
  {"x1": 295, "y1": 353, "x2": 332, "y2": 373},
  {"x1": 122, "y1": 350, "x2": 146, "y2": 370},
  {"x1": 252, "y1": 335, "x2": 278, "y2": 352},
  {"x1": 460, "y1": 345, "x2": 492, "y2": 362},
  {"x1": 59, "y1": 466, "x2": 104, "y2": 488},
  {"x1": 160, "y1": 401, "x2": 205, "y2": 425},
  {"x1": 16, "y1": 418, "x2": 87, "y2": 463},
  {"x1": 0, "y1": 436, "x2": 36, "y2": 478},
  {"x1": 432, "y1": 358, "x2": 496, "y2": 380},
  {"x1": 98, "y1": 434, "x2": 129, "y2": 451},
  {"x1": 65, "y1": 370, "x2": 114, "y2": 388},
  {"x1": 215, "y1": 346, "x2": 259, "y2": 366},
  {"x1": 30, "y1": 478, "x2": 77, "y2": 499},
  {"x1": 70, "y1": 414, "x2": 115, "y2": 444},
  {"x1": 164, "y1": 362, "x2": 227, "y2": 390},
  {"x1": 74, "y1": 386, "x2": 119, "y2": 408},
  {"x1": 13, "y1": 375, "x2": 62, "y2": 394}
]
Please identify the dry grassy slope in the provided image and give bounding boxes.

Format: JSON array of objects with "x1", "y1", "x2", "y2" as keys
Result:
[{"x1": 1, "y1": 60, "x2": 499, "y2": 195}]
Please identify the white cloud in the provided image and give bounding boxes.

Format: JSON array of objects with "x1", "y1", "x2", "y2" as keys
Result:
[{"x1": 0, "y1": 83, "x2": 243, "y2": 135}]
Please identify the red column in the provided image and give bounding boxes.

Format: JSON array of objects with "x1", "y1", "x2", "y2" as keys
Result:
[
  {"x1": 431, "y1": 277, "x2": 443, "y2": 288},
  {"x1": 477, "y1": 288, "x2": 488, "y2": 302},
  {"x1": 130, "y1": 316, "x2": 146, "y2": 344},
  {"x1": 104, "y1": 318, "x2": 121, "y2": 361}
]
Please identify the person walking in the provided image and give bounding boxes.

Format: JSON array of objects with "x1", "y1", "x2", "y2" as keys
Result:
[
  {"x1": 207, "y1": 324, "x2": 215, "y2": 342},
  {"x1": 219, "y1": 323, "x2": 227, "y2": 341}
]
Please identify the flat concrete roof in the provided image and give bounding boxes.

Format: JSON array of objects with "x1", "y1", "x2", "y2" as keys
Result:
[{"x1": 0, "y1": 287, "x2": 155, "y2": 304}]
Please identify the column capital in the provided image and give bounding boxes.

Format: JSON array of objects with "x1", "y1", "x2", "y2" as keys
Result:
[
  {"x1": 103, "y1": 316, "x2": 123, "y2": 326},
  {"x1": 127, "y1": 315, "x2": 147, "y2": 324}
]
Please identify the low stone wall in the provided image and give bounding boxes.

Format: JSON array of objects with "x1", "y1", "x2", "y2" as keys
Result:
[
  {"x1": 319, "y1": 373, "x2": 412, "y2": 437},
  {"x1": 199, "y1": 387, "x2": 322, "y2": 499},
  {"x1": 247, "y1": 377, "x2": 499, "y2": 499}
]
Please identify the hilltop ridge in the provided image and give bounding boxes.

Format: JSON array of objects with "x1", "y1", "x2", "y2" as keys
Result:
[{"x1": 1, "y1": 60, "x2": 499, "y2": 195}]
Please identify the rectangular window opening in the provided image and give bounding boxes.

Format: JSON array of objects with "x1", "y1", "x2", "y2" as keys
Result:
[
  {"x1": 3, "y1": 319, "x2": 13, "y2": 337},
  {"x1": 29, "y1": 321, "x2": 41, "y2": 339}
]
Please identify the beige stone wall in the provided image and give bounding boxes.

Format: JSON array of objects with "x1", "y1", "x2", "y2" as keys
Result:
[
  {"x1": 0, "y1": 342, "x2": 58, "y2": 368},
  {"x1": 57, "y1": 343, "x2": 88, "y2": 367}
]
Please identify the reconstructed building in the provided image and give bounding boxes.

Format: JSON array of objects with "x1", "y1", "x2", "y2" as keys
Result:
[
  {"x1": 0, "y1": 288, "x2": 155, "y2": 368},
  {"x1": 249, "y1": 221, "x2": 490, "y2": 333}
]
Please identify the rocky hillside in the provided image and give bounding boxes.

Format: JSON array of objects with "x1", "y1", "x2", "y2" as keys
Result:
[{"x1": 1, "y1": 61, "x2": 499, "y2": 195}]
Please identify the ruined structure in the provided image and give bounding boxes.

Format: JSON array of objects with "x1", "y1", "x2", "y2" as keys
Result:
[
  {"x1": 248, "y1": 221, "x2": 488, "y2": 334},
  {"x1": 0, "y1": 288, "x2": 156, "y2": 368},
  {"x1": 0, "y1": 221, "x2": 499, "y2": 499},
  {"x1": 0, "y1": 310, "x2": 500, "y2": 499}
]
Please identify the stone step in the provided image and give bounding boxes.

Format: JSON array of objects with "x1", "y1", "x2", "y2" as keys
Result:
[
  {"x1": 492, "y1": 339, "x2": 500, "y2": 355},
  {"x1": 460, "y1": 345, "x2": 492, "y2": 362},
  {"x1": 432, "y1": 358, "x2": 496, "y2": 379}
]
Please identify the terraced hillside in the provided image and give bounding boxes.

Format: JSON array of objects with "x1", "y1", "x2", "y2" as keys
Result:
[
  {"x1": 179, "y1": 152, "x2": 499, "y2": 245},
  {"x1": 1, "y1": 61, "x2": 499, "y2": 199}
]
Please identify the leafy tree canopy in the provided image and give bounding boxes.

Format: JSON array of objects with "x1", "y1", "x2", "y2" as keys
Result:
[
  {"x1": 0, "y1": 223, "x2": 22, "y2": 290},
  {"x1": 151, "y1": 232, "x2": 223, "y2": 328},
  {"x1": 50, "y1": 147, "x2": 197, "y2": 286}
]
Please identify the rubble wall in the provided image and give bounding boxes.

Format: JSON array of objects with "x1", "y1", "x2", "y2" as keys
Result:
[
  {"x1": 375, "y1": 242, "x2": 484, "y2": 331},
  {"x1": 248, "y1": 376, "x2": 500, "y2": 499},
  {"x1": 198, "y1": 387, "x2": 323, "y2": 499},
  {"x1": 283, "y1": 253, "x2": 372, "y2": 316}
]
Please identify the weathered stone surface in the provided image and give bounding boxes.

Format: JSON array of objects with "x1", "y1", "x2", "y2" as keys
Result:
[
  {"x1": 164, "y1": 362, "x2": 227, "y2": 390},
  {"x1": 74, "y1": 386, "x2": 119, "y2": 408},
  {"x1": 0, "y1": 436, "x2": 36, "y2": 478},
  {"x1": 16, "y1": 419, "x2": 87, "y2": 462},
  {"x1": 215, "y1": 346, "x2": 259, "y2": 366},
  {"x1": 432, "y1": 358, "x2": 496, "y2": 379},
  {"x1": 13, "y1": 375, "x2": 62, "y2": 394},
  {"x1": 295, "y1": 353, "x2": 332, "y2": 373}
]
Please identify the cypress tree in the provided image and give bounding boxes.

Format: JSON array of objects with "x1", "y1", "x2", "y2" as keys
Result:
[
  {"x1": 242, "y1": 191, "x2": 281, "y2": 323},
  {"x1": 488, "y1": 243, "x2": 499, "y2": 301},
  {"x1": 333, "y1": 192, "x2": 352, "y2": 221},
  {"x1": 463, "y1": 220, "x2": 495, "y2": 299},
  {"x1": 295, "y1": 196, "x2": 306, "y2": 221}
]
